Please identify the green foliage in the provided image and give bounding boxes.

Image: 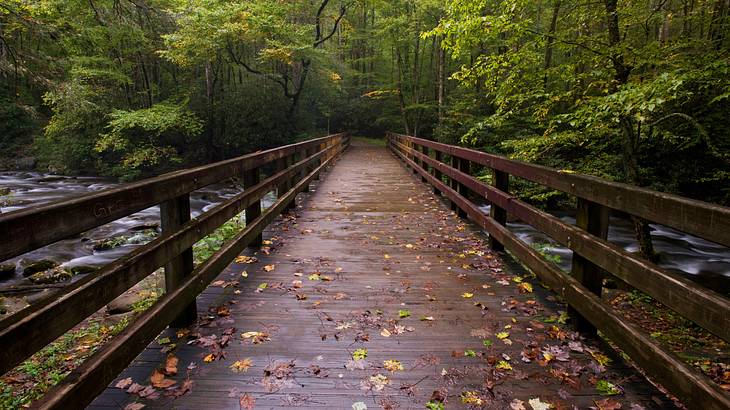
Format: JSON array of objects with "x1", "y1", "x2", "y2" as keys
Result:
[
  {"x1": 193, "y1": 213, "x2": 246, "y2": 265},
  {"x1": 95, "y1": 101, "x2": 203, "y2": 180}
]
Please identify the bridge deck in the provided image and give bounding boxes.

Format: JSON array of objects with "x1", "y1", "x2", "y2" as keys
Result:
[{"x1": 91, "y1": 140, "x2": 672, "y2": 409}]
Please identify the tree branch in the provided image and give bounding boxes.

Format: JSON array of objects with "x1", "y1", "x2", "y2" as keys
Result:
[{"x1": 313, "y1": 2, "x2": 350, "y2": 48}]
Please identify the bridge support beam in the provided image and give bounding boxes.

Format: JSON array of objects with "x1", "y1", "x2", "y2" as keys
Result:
[
  {"x1": 489, "y1": 170, "x2": 509, "y2": 251},
  {"x1": 569, "y1": 198, "x2": 609, "y2": 335},
  {"x1": 244, "y1": 167, "x2": 263, "y2": 247},
  {"x1": 160, "y1": 194, "x2": 196, "y2": 327}
]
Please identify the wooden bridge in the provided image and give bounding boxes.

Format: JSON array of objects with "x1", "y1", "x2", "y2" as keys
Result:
[{"x1": 0, "y1": 134, "x2": 729, "y2": 409}]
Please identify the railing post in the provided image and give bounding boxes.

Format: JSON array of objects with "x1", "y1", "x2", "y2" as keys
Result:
[
  {"x1": 160, "y1": 194, "x2": 196, "y2": 327},
  {"x1": 455, "y1": 158, "x2": 469, "y2": 218},
  {"x1": 419, "y1": 145, "x2": 429, "y2": 183},
  {"x1": 285, "y1": 153, "x2": 297, "y2": 211},
  {"x1": 433, "y1": 150, "x2": 443, "y2": 196},
  {"x1": 244, "y1": 166, "x2": 263, "y2": 247},
  {"x1": 569, "y1": 198, "x2": 609, "y2": 335},
  {"x1": 302, "y1": 148, "x2": 312, "y2": 193},
  {"x1": 449, "y1": 156, "x2": 459, "y2": 212},
  {"x1": 313, "y1": 143, "x2": 323, "y2": 181},
  {"x1": 410, "y1": 140, "x2": 418, "y2": 174},
  {"x1": 489, "y1": 170, "x2": 509, "y2": 251}
]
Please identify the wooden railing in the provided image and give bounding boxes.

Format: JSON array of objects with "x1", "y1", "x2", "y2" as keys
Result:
[
  {"x1": 0, "y1": 133, "x2": 350, "y2": 409},
  {"x1": 387, "y1": 132, "x2": 730, "y2": 410}
]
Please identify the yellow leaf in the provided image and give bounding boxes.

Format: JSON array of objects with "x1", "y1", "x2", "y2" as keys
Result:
[
  {"x1": 462, "y1": 292, "x2": 474, "y2": 299},
  {"x1": 518, "y1": 282, "x2": 533, "y2": 293},
  {"x1": 383, "y1": 359, "x2": 404, "y2": 372},
  {"x1": 203, "y1": 353, "x2": 215, "y2": 363},
  {"x1": 496, "y1": 360, "x2": 513, "y2": 371},
  {"x1": 496, "y1": 332, "x2": 509, "y2": 339},
  {"x1": 235, "y1": 255, "x2": 257, "y2": 264},
  {"x1": 263, "y1": 264, "x2": 275, "y2": 272},
  {"x1": 230, "y1": 358, "x2": 253, "y2": 373}
]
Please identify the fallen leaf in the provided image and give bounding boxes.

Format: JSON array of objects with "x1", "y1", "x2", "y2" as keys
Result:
[
  {"x1": 510, "y1": 399, "x2": 527, "y2": 410},
  {"x1": 241, "y1": 331, "x2": 271, "y2": 344},
  {"x1": 235, "y1": 256, "x2": 257, "y2": 264},
  {"x1": 239, "y1": 393, "x2": 255, "y2": 410},
  {"x1": 115, "y1": 377, "x2": 133, "y2": 389},
  {"x1": 230, "y1": 358, "x2": 253, "y2": 373},
  {"x1": 263, "y1": 264, "x2": 275, "y2": 272},
  {"x1": 461, "y1": 292, "x2": 474, "y2": 298},
  {"x1": 150, "y1": 369, "x2": 176, "y2": 389},
  {"x1": 518, "y1": 282, "x2": 534, "y2": 293},
  {"x1": 528, "y1": 397, "x2": 552, "y2": 410},
  {"x1": 383, "y1": 359, "x2": 404, "y2": 372},
  {"x1": 164, "y1": 354, "x2": 178, "y2": 376}
]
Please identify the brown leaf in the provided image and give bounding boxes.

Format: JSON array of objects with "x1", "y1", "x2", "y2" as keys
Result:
[
  {"x1": 124, "y1": 403, "x2": 145, "y2": 410},
  {"x1": 115, "y1": 377, "x2": 133, "y2": 389},
  {"x1": 593, "y1": 398, "x2": 622, "y2": 410},
  {"x1": 164, "y1": 354, "x2": 179, "y2": 376},
  {"x1": 240, "y1": 393, "x2": 256, "y2": 410},
  {"x1": 150, "y1": 369, "x2": 177, "y2": 389}
]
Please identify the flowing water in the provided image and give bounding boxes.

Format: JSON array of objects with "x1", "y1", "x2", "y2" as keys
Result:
[
  {"x1": 478, "y1": 204, "x2": 730, "y2": 294},
  {"x1": 0, "y1": 172, "x2": 276, "y2": 290},
  {"x1": 1, "y1": 172, "x2": 728, "y2": 295}
]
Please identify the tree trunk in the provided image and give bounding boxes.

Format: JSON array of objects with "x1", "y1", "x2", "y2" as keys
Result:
[
  {"x1": 604, "y1": 0, "x2": 657, "y2": 261},
  {"x1": 543, "y1": 0, "x2": 561, "y2": 87},
  {"x1": 437, "y1": 36, "x2": 445, "y2": 121}
]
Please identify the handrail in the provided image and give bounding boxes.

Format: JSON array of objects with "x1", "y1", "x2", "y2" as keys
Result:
[
  {"x1": 387, "y1": 132, "x2": 730, "y2": 248},
  {"x1": 0, "y1": 135, "x2": 340, "y2": 262},
  {"x1": 0, "y1": 133, "x2": 350, "y2": 409},
  {"x1": 387, "y1": 132, "x2": 730, "y2": 410}
]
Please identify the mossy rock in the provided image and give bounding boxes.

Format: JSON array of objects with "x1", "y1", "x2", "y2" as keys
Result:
[
  {"x1": 21, "y1": 259, "x2": 58, "y2": 276},
  {"x1": 92, "y1": 236, "x2": 129, "y2": 251},
  {"x1": 66, "y1": 265, "x2": 98, "y2": 275},
  {"x1": 28, "y1": 267, "x2": 73, "y2": 284},
  {"x1": 0, "y1": 263, "x2": 15, "y2": 278}
]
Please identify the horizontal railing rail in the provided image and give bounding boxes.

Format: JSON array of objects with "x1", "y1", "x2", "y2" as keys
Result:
[
  {"x1": 387, "y1": 131, "x2": 730, "y2": 410},
  {"x1": 0, "y1": 133, "x2": 349, "y2": 409}
]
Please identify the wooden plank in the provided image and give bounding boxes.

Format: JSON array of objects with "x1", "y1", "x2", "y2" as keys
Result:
[
  {"x1": 0, "y1": 145, "x2": 338, "y2": 375},
  {"x1": 0, "y1": 134, "x2": 347, "y2": 262},
  {"x1": 393, "y1": 133, "x2": 730, "y2": 248},
  {"x1": 569, "y1": 198, "x2": 609, "y2": 335},
  {"x1": 395, "y1": 139, "x2": 730, "y2": 343},
  {"x1": 160, "y1": 195, "x2": 196, "y2": 327},
  {"x1": 32, "y1": 142, "x2": 348, "y2": 410},
  {"x1": 390, "y1": 143, "x2": 730, "y2": 410}
]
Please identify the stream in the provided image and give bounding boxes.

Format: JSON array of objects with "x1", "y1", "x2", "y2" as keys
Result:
[
  {"x1": 0, "y1": 172, "x2": 276, "y2": 293},
  {"x1": 1, "y1": 172, "x2": 728, "y2": 296}
]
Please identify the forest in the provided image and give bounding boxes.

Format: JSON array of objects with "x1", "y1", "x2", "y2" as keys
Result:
[{"x1": 2, "y1": 0, "x2": 729, "y2": 204}]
